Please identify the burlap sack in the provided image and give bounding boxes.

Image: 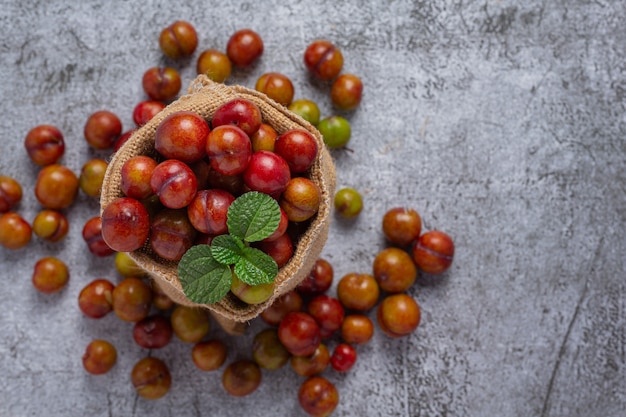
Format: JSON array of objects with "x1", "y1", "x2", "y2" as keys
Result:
[{"x1": 100, "y1": 75, "x2": 336, "y2": 334}]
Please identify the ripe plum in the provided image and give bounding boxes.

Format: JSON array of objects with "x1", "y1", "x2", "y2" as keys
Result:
[
  {"x1": 260, "y1": 290, "x2": 303, "y2": 326},
  {"x1": 192, "y1": 340, "x2": 227, "y2": 371},
  {"x1": 155, "y1": 111, "x2": 210, "y2": 163},
  {"x1": 206, "y1": 125, "x2": 252, "y2": 175},
  {"x1": 222, "y1": 360, "x2": 262, "y2": 396},
  {"x1": 150, "y1": 208, "x2": 197, "y2": 261},
  {"x1": 297, "y1": 258, "x2": 333, "y2": 296},
  {"x1": 111, "y1": 277, "x2": 153, "y2": 322},
  {"x1": 243, "y1": 150, "x2": 291, "y2": 195},
  {"x1": 330, "y1": 343, "x2": 357, "y2": 372},
  {"x1": 159, "y1": 20, "x2": 198, "y2": 59},
  {"x1": 298, "y1": 376, "x2": 339, "y2": 417},
  {"x1": 133, "y1": 315, "x2": 173, "y2": 349},
  {"x1": 142, "y1": 67, "x2": 182, "y2": 102},
  {"x1": 212, "y1": 98, "x2": 262, "y2": 137},
  {"x1": 303, "y1": 40, "x2": 343, "y2": 81},
  {"x1": 187, "y1": 189, "x2": 235, "y2": 235},
  {"x1": 252, "y1": 328, "x2": 290, "y2": 370},
  {"x1": 32, "y1": 209, "x2": 69, "y2": 242},
  {"x1": 336, "y1": 273, "x2": 379, "y2": 311},
  {"x1": 82, "y1": 340, "x2": 117, "y2": 375},
  {"x1": 0, "y1": 212, "x2": 31, "y2": 249},
  {"x1": 274, "y1": 129, "x2": 318, "y2": 174},
  {"x1": 78, "y1": 279, "x2": 115, "y2": 319},
  {"x1": 331, "y1": 74, "x2": 363, "y2": 110},
  {"x1": 31, "y1": 257, "x2": 69, "y2": 294},
  {"x1": 255, "y1": 72, "x2": 294, "y2": 106},
  {"x1": 197, "y1": 49, "x2": 232, "y2": 83},
  {"x1": 278, "y1": 311, "x2": 321, "y2": 357},
  {"x1": 24, "y1": 125, "x2": 65, "y2": 166},
  {"x1": 84, "y1": 110, "x2": 122, "y2": 150},
  {"x1": 382, "y1": 207, "x2": 422, "y2": 247},
  {"x1": 372, "y1": 247, "x2": 417, "y2": 293},
  {"x1": 79, "y1": 159, "x2": 108, "y2": 198},
  {"x1": 290, "y1": 343, "x2": 330, "y2": 377},
  {"x1": 34, "y1": 164, "x2": 79, "y2": 210},
  {"x1": 0, "y1": 176, "x2": 22, "y2": 213},
  {"x1": 376, "y1": 293, "x2": 421, "y2": 337},
  {"x1": 280, "y1": 177, "x2": 321, "y2": 222},
  {"x1": 226, "y1": 29, "x2": 264, "y2": 67},
  {"x1": 341, "y1": 314, "x2": 374, "y2": 345},
  {"x1": 121, "y1": 155, "x2": 158, "y2": 200},
  {"x1": 412, "y1": 230, "x2": 455, "y2": 274},
  {"x1": 131, "y1": 357, "x2": 171, "y2": 400},
  {"x1": 133, "y1": 100, "x2": 166, "y2": 126},
  {"x1": 101, "y1": 197, "x2": 150, "y2": 252},
  {"x1": 170, "y1": 305, "x2": 210, "y2": 343},
  {"x1": 150, "y1": 159, "x2": 198, "y2": 209}
]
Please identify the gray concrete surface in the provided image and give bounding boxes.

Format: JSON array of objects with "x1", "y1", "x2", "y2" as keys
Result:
[{"x1": 1, "y1": 0, "x2": 624, "y2": 416}]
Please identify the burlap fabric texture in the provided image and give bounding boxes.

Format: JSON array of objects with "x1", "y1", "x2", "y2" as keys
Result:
[{"x1": 100, "y1": 75, "x2": 336, "y2": 334}]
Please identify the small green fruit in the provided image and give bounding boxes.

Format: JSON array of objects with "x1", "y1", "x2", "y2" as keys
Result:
[
  {"x1": 334, "y1": 187, "x2": 363, "y2": 218},
  {"x1": 114, "y1": 252, "x2": 146, "y2": 278},
  {"x1": 318, "y1": 116, "x2": 351, "y2": 148},
  {"x1": 288, "y1": 99, "x2": 321, "y2": 126},
  {"x1": 231, "y1": 273, "x2": 275, "y2": 304}
]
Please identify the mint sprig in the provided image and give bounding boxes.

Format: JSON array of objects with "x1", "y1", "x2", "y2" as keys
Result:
[{"x1": 178, "y1": 191, "x2": 281, "y2": 304}]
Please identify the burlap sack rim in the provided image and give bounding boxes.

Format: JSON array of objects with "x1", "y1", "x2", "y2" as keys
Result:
[{"x1": 100, "y1": 75, "x2": 336, "y2": 323}]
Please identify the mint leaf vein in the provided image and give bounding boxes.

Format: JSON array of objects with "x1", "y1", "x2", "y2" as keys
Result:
[
  {"x1": 178, "y1": 245, "x2": 232, "y2": 304},
  {"x1": 227, "y1": 191, "x2": 281, "y2": 242},
  {"x1": 234, "y1": 246, "x2": 278, "y2": 285},
  {"x1": 210, "y1": 234, "x2": 244, "y2": 265}
]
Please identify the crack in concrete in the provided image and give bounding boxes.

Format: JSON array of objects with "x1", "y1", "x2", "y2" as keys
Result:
[
  {"x1": 107, "y1": 393, "x2": 113, "y2": 417},
  {"x1": 540, "y1": 236, "x2": 605, "y2": 417}
]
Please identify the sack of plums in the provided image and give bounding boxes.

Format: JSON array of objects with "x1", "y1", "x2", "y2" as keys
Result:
[{"x1": 100, "y1": 75, "x2": 336, "y2": 334}]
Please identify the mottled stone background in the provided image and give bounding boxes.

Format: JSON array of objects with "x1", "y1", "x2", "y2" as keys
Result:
[{"x1": 0, "y1": 1, "x2": 624, "y2": 416}]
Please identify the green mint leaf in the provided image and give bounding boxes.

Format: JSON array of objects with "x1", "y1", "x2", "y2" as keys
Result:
[
  {"x1": 210, "y1": 234, "x2": 244, "y2": 265},
  {"x1": 227, "y1": 191, "x2": 281, "y2": 243},
  {"x1": 234, "y1": 246, "x2": 278, "y2": 285},
  {"x1": 178, "y1": 245, "x2": 232, "y2": 304}
]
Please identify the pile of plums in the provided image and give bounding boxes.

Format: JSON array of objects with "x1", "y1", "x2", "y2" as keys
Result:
[{"x1": 0, "y1": 20, "x2": 456, "y2": 417}]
